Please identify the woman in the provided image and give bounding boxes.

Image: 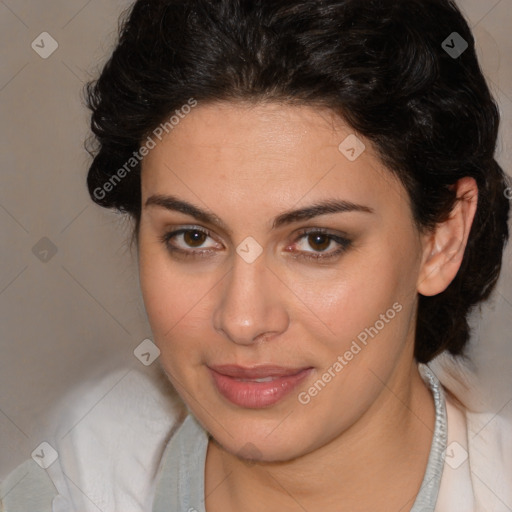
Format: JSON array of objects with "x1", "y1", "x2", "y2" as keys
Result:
[{"x1": 1, "y1": 0, "x2": 510, "y2": 510}]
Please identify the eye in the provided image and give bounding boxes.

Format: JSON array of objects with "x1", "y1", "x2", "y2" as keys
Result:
[
  {"x1": 289, "y1": 229, "x2": 352, "y2": 261},
  {"x1": 159, "y1": 226, "x2": 352, "y2": 262},
  {"x1": 159, "y1": 227, "x2": 222, "y2": 257}
]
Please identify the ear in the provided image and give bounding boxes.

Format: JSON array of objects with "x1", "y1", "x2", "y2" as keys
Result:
[{"x1": 417, "y1": 177, "x2": 478, "y2": 297}]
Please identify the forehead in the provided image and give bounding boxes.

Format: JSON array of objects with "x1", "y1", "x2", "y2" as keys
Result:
[
  {"x1": 144, "y1": 101, "x2": 355, "y2": 167},
  {"x1": 141, "y1": 101, "x2": 407, "y2": 221}
]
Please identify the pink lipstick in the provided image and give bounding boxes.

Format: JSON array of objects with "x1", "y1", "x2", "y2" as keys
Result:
[{"x1": 208, "y1": 364, "x2": 313, "y2": 408}]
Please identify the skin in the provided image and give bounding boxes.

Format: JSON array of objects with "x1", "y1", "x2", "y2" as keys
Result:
[{"x1": 138, "y1": 101, "x2": 478, "y2": 511}]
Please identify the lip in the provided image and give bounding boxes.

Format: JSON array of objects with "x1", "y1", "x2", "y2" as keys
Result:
[{"x1": 208, "y1": 364, "x2": 313, "y2": 409}]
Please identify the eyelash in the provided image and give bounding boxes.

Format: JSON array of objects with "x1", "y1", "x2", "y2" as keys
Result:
[{"x1": 159, "y1": 226, "x2": 352, "y2": 262}]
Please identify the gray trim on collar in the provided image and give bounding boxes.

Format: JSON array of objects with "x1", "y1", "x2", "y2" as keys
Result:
[{"x1": 410, "y1": 364, "x2": 448, "y2": 511}]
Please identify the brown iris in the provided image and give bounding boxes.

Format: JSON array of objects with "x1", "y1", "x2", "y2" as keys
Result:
[
  {"x1": 307, "y1": 233, "x2": 330, "y2": 252},
  {"x1": 184, "y1": 230, "x2": 207, "y2": 247}
]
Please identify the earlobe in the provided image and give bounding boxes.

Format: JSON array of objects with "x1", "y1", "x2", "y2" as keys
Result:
[{"x1": 417, "y1": 177, "x2": 478, "y2": 297}]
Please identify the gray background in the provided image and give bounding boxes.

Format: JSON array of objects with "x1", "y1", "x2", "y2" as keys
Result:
[{"x1": 1, "y1": 0, "x2": 511, "y2": 479}]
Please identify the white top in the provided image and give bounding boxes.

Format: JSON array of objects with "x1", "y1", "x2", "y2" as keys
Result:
[{"x1": 1, "y1": 357, "x2": 511, "y2": 511}]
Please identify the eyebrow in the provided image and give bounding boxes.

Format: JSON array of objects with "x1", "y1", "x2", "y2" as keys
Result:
[{"x1": 144, "y1": 194, "x2": 374, "y2": 233}]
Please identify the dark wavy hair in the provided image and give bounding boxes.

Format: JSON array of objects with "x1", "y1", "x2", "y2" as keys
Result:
[{"x1": 85, "y1": 0, "x2": 509, "y2": 363}]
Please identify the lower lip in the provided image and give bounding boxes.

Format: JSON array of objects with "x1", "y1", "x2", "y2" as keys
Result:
[{"x1": 209, "y1": 368, "x2": 313, "y2": 408}]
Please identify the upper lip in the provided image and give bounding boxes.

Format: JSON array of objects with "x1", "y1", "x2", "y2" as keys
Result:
[{"x1": 209, "y1": 364, "x2": 312, "y2": 379}]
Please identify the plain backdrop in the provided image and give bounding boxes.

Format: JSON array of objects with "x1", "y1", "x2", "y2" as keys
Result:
[{"x1": 1, "y1": 0, "x2": 511, "y2": 479}]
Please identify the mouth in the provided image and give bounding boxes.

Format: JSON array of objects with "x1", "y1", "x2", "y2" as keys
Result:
[
  {"x1": 208, "y1": 364, "x2": 313, "y2": 408},
  {"x1": 210, "y1": 364, "x2": 311, "y2": 379}
]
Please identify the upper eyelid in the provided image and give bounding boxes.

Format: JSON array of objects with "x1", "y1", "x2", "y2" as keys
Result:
[{"x1": 164, "y1": 225, "x2": 347, "y2": 238}]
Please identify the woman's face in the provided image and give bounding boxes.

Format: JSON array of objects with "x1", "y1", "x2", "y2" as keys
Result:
[{"x1": 139, "y1": 101, "x2": 427, "y2": 461}]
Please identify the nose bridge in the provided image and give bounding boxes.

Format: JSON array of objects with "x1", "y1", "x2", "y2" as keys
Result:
[{"x1": 213, "y1": 253, "x2": 288, "y2": 345}]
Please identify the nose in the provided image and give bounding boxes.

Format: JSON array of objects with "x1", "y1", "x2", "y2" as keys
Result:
[{"x1": 212, "y1": 253, "x2": 289, "y2": 346}]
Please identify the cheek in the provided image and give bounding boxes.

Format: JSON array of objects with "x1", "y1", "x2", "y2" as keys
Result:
[
  {"x1": 139, "y1": 247, "x2": 173, "y2": 332},
  {"x1": 290, "y1": 253, "x2": 415, "y2": 424},
  {"x1": 291, "y1": 245, "x2": 419, "y2": 395},
  {"x1": 138, "y1": 236, "x2": 221, "y2": 362},
  {"x1": 290, "y1": 249, "x2": 409, "y2": 341}
]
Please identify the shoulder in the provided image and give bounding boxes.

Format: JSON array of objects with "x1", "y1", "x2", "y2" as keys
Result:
[
  {"x1": 465, "y1": 401, "x2": 512, "y2": 510},
  {"x1": 2, "y1": 368, "x2": 187, "y2": 512},
  {"x1": 428, "y1": 354, "x2": 512, "y2": 511},
  {"x1": 53, "y1": 367, "x2": 186, "y2": 511},
  {"x1": 0, "y1": 459, "x2": 57, "y2": 512}
]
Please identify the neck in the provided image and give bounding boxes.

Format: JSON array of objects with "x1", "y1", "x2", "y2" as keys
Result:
[{"x1": 205, "y1": 360, "x2": 436, "y2": 512}]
